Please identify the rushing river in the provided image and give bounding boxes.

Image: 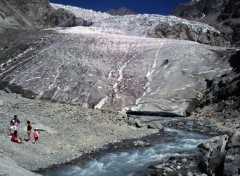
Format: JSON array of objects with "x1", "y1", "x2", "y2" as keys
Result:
[{"x1": 43, "y1": 127, "x2": 210, "y2": 176}]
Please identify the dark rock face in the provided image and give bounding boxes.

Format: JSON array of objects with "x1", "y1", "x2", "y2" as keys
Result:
[
  {"x1": 148, "y1": 22, "x2": 228, "y2": 46},
  {"x1": 198, "y1": 132, "x2": 240, "y2": 176},
  {"x1": 171, "y1": 0, "x2": 240, "y2": 47},
  {"x1": 106, "y1": 7, "x2": 137, "y2": 16},
  {"x1": 198, "y1": 135, "x2": 228, "y2": 175},
  {"x1": 0, "y1": 0, "x2": 89, "y2": 29},
  {"x1": 200, "y1": 51, "x2": 240, "y2": 109},
  {"x1": 171, "y1": 0, "x2": 228, "y2": 21},
  {"x1": 224, "y1": 131, "x2": 240, "y2": 176}
]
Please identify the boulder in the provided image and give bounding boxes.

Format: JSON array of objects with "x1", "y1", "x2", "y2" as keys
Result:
[
  {"x1": 198, "y1": 135, "x2": 229, "y2": 176},
  {"x1": 147, "y1": 121, "x2": 164, "y2": 131},
  {"x1": 127, "y1": 118, "x2": 147, "y2": 128},
  {"x1": 133, "y1": 140, "x2": 150, "y2": 147},
  {"x1": 224, "y1": 131, "x2": 240, "y2": 176},
  {"x1": 135, "y1": 119, "x2": 145, "y2": 128}
]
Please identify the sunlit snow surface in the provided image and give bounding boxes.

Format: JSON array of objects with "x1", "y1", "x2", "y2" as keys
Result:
[{"x1": 44, "y1": 128, "x2": 209, "y2": 176}]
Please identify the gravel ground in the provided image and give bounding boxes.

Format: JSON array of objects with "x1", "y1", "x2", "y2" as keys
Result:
[{"x1": 0, "y1": 91, "x2": 158, "y2": 174}]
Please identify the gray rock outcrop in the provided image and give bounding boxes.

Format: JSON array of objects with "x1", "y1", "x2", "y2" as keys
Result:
[
  {"x1": 148, "y1": 22, "x2": 227, "y2": 46},
  {"x1": 198, "y1": 135, "x2": 228, "y2": 175},
  {"x1": 198, "y1": 132, "x2": 240, "y2": 176},
  {"x1": 0, "y1": 0, "x2": 90, "y2": 30},
  {"x1": 224, "y1": 131, "x2": 240, "y2": 176},
  {"x1": 196, "y1": 50, "x2": 240, "y2": 131},
  {"x1": 147, "y1": 121, "x2": 164, "y2": 131},
  {"x1": 171, "y1": 0, "x2": 240, "y2": 47}
]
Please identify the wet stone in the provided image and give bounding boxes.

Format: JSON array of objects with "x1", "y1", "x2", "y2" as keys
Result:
[
  {"x1": 186, "y1": 172, "x2": 193, "y2": 176},
  {"x1": 181, "y1": 158, "x2": 188, "y2": 164}
]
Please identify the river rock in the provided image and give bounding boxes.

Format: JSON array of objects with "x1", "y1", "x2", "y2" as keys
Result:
[
  {"x1": 127, "y1": 117, "x2": 146, "y2": 128},
  {"x1": 198, "y1": 135, "x2": 229, "y2": 151},
  {"x1": 135, "y1": 119, "x2": 145, "y2": 128},
  {"x1": 186, "y1": 172, "x2": 193, "y2": 176},
  {"x1": 152, "y1": 164, "x2": 164, "y2": 170},
  {"x1": 133, "y1": 140, "x2": 150, "y2": 147},
  {"x1": 181, "y1": 158, "x2": 188, "y2": 164},
  {"x1": 164, "y1": 167, "x2": 173, "y2": 172},
  {"x1": 147, "y1": 121, "x2": 164, "y2": 131},
  {"x1": 198, "y1": 135, "x2": 229, "y2": 176},
  {"x1": 223, "y1": 131, "x2": 240, "y2": 176}
]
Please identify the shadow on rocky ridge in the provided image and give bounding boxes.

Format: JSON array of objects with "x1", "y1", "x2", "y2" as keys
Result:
[{"x1": 0, "y1": 0, "x2": 91, "y2": 30}]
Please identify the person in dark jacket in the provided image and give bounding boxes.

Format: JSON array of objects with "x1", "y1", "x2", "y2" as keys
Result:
[
  {"x1": 9, "y1": 115, "x2": 21, "y2": 136},
  {"x1": 25, "y1": 121, "x2": 32, "y2": 141}
]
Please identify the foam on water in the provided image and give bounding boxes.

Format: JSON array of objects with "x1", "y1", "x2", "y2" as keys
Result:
[{"x1": 44, "y1": 128, "x2": 210, "y2": 176}]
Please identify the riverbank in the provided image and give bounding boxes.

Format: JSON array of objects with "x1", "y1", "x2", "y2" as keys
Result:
[
  {"x1": 0, "y1": 90, "x2": 239, "y2": 176},
  {"x1": 0, "y1": 91, "x2": 158, "y2": 175}
]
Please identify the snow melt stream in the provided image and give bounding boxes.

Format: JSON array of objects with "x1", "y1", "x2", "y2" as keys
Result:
[{"x1": 43, "y1": 128, "x2": 209, "y2": 176}]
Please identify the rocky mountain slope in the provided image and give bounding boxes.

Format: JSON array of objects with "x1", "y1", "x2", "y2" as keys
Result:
[
  {"x1": 0, "y1": 0, "x2": 89, "y2": 31},
  {"x1": 0, "y1": 1, "x2": 239, "y2": 176},
  {"x1": 0, "y1": 2, "x2": 237, "y2": 117},
  {"x1": 171, "y1": 0, "x2": 240, "y2": 47},
  {"x1": 106, "y1": 7, "x2": 137, "y2": 16}
]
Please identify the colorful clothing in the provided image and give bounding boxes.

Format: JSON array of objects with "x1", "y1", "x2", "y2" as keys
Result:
[
  {"x1": 33, "y1": 131, "x2": 39, "y2": 138},
  {"x1": 11, "y1": 134, "x2": 19, "y2": 142}
]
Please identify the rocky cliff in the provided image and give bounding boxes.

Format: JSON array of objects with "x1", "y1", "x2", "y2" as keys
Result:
[
  {"x1": 0, "y1": 0, "x2": 89, "y2": 30},
  {"x1": 171, "y1": 0, "x2": 240, "y2": 47}
]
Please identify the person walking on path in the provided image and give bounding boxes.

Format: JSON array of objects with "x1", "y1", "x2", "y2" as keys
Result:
[
  {"x1": 33, "y1": 129, "x2": 39, "y2": 144},
  {"x1": 9, "y1": 115, "x2": 20, "y2": 136}
]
